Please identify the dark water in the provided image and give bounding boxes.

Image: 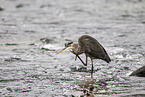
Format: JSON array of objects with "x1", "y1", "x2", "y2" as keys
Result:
[{"x1": 0, "y1": 0, "x2": 145, "y2": 96}]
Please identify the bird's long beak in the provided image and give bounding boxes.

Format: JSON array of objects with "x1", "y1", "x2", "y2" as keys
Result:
[{"x1": 56, "y1": 47, "x2": 72, "y2": 54}]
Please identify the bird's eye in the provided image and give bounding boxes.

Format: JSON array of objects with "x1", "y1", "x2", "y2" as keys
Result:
[{"x1": 65, "y1": 41, "x2": 73, "y2": 47}]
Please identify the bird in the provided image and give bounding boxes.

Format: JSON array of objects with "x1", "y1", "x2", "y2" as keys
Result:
[{"x1": 57, "y1": 35, "x2": 111, "y2": 78}]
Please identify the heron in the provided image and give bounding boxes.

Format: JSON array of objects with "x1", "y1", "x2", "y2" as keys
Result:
[{"x1": 57, "y1": 35, "x2": 111, "y2": 78}]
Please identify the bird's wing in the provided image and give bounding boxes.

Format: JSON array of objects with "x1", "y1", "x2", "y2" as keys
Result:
[{"x1": 78, "y1": 35, "x2": 111, "y2": 63}]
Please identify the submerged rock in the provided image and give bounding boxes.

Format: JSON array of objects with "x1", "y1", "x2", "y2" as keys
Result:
[{"x1": 130, "y1": 65, "x2": 145, "y2": 77}]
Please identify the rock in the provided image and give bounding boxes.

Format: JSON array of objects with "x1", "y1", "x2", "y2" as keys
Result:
[
  {"x1": 130, "y1": 65, "x2": 145, "y2": 77},
  {"x1": 0, "y1": 7, "x2": 4, "y2": 11}
]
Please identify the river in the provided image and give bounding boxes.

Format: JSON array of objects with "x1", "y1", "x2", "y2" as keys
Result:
[{"x1": 0, "y1": 0, "x2": 145, "y2": 96}]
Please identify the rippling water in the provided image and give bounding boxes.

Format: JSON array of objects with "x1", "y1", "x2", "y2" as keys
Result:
[{"x1": 0, "y1": 0, "x2": 145, "y2": 96}]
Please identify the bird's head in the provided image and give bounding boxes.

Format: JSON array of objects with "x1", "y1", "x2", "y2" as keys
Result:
[{"x1": 57, "y1": 41, "x2": 74, "y2": 54}]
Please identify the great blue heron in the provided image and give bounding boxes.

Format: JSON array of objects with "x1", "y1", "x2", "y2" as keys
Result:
[{"x1": 57, "y1": 35, "x2": 111, "y2": 78}]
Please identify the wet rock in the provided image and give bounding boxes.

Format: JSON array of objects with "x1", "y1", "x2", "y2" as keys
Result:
[
  {"x1": 130, "y1": 65, "x2": 145, "y2": 77},
  {"x1": 0, "y1": 7, "x2": 4, "y2": 11},
  {"x1": 142, "y1": 21, "x2": 145, "y2": 24}
]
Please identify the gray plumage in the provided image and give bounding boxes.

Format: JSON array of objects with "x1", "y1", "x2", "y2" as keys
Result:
[{"x1": 78, "y1": 35, "x2": 111, "y2": 63}]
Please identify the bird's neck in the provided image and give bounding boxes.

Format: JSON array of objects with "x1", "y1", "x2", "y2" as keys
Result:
[{"x1": 71, "y1": 43, "x2": 83, "y2": 55}]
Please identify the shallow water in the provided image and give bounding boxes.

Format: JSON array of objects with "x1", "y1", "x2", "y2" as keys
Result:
[{"x1": 0, "y1": 0, "x2": 145, "y2": 96}]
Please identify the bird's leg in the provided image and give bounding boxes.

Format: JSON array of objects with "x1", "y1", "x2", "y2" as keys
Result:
[
  {"x1": 91, "y1": 58, "x2": 93, "y2": 78},
  {"x1": 76, "y1": 55, "x2": 87, "y2": 66},
  {"x1": 75, "y1": 55, "x2": 77, "y2": 61},
  {"x1": 85, "y1": 54, "x2": 88, "y2": 66}
]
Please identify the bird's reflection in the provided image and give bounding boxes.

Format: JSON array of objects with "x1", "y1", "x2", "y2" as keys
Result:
[{"x1": 75, "y1": 78, "x2": 114, "y2": 97}]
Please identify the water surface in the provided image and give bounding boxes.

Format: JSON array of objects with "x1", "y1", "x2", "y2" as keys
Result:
[{"x1": 0, "y1": 0, "x2": 145, "y2": 96}]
